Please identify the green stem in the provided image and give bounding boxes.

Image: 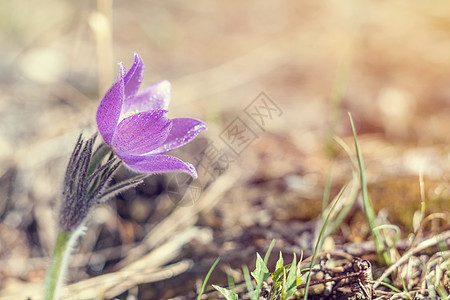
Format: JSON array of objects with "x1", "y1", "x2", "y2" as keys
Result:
[{"x1": 43, "y1": 230, "x2": 73, "y2": 300}]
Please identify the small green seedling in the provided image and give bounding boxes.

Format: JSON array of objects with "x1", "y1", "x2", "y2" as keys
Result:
[{"x1": 214, "y1": 249, "x2": 303, "y2": 300}]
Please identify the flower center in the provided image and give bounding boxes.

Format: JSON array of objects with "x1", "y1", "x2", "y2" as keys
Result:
[{"x1": 120, "y1": 109, "x2": 140, "y2": 122}]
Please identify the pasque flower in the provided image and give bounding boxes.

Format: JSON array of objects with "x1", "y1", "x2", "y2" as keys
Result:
[
  {"x1": 96, "y1": 53, "x2": 206, "y2": 178},
  {"x1": 44, "y1": 55, "x2": 206, "y2": 300}
]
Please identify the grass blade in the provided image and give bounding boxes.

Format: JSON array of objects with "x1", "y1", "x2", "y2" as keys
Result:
[
  {"x1": 197, "y1": 258, "x2": 220, "y2": 300},
  {"x1": 321, "y1": 162, "x2": 334, "y2": 222},
  {"x1": 303, "y1": 183, "x2": 347, "y2": 300},
  {"x1": 263, "y1": 239, "x2": 276, "y2": 265},
  {"x1": 348, "y1": 113, "x2": 390, "y2": 264},
  {"x1": 242, "y1": 264, "x2": 256, "y2": 300}
]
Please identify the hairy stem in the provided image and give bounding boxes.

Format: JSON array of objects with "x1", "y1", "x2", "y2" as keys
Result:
[{"x1": 43, "y1": 230, "x2": 73, "y2": 300}]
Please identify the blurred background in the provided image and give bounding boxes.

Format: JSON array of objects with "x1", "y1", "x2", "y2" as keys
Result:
[{"x1": 0, "y1": 0, "x2": 449, "y2": 299}]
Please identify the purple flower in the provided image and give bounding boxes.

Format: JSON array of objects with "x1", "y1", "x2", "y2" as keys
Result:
[{"x1": 96, "y1": 53, "x2": 206, "y2": 178}]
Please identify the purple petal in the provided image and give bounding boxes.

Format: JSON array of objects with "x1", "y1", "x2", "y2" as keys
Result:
[
  {"x1": 96, "y1": 64, "x2": 126, "y2": 144},
  {"x1": 150, "y1": 118, "x2": 207, "y2": 154},
  {"x1": 123, "y1": 53, "x2": 144, "y2": 98},
  {"x1": 121, "y1": 154, "x2": 198, "y2": 178},
  {"x1": 111, "y1": 110, "x2": 172, "y2": 155},
  {"x1": 122, "y1": 80, "x2": 171, "y2": 115}
]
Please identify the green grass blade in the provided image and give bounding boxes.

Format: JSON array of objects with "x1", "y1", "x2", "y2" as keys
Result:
[
  {"x1": 263, "y1": 239, "x2": 276, "y2": 265},
  {"x1": 321, "y1": 162, "x2": 334, "y2": 222},
  {"x1": 303, "y1": 183, "x2": 347, "y2": 300},
  {"x1": 377, "y1": 280, "x2": 402, "y2": 293},
  {"x1": 348, "y1": 113, "x2": 390, "y2": 264},
  {"x1": 242, "y1": 264, "x2": 256, "y2": 300},
  {"x1": 373, "y1": 224, "x2": 401, "y2": 253},
  {"x1": 197, "y1": 258, "x2": 220, "y2": 300},
  {"x1": 226, "y1": 265, "x2": 236, "y2": 294},
  {"x1": 400, "y1": 276, "x2": 412, "y2": 300}
]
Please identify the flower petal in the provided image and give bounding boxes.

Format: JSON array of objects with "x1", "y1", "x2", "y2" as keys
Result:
[
  {"x1": 112, "y1": 110, "x2": 172, "y2": 155},
  {"x1": 123, "y1": 53, "x2": 144, "y2": 98},
  {"x1": 150, "y1": 118, "x2": 207, "y2": 154},
  {"x1": 121, "y1": 154, "x2": 198, "y2": 178},
  {"x1": 122, "y1": 80, "x2": 171, "y2": 114},
  {"x1": 96, "y1": 64, "x2": 126, "y2": 144}
]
